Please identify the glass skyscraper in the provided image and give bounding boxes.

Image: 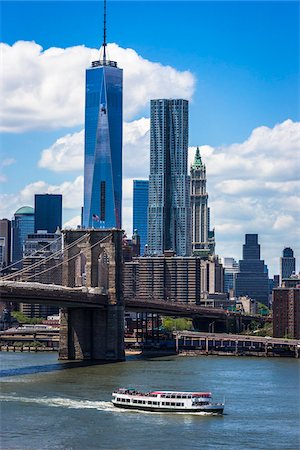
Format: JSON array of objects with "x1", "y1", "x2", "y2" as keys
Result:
[
  {"x1": 148, "y1": 99, "x2": 191, "y2": 256},
  {"x1": 235, "y1": 234, "x2": 269, "y2": 305},
  {"x1": 34, "y1": 194, "x2": 62, "y2": 233},
  {"x1": 83, "y1": 56, "x2": 123, "y2": 229},
  {"x1": 280, "y1": 247, "x2": 296, "y2": 281},
  {"x1": 12, "y1": 206, "x2": 35, "y2": 267},
  {"x1": 133, "y1": 180, "x2": 149, "y2": 255}
]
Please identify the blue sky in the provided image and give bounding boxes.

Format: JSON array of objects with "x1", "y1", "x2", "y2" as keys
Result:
[{"x1": 1, "y1": 1, "x2": 299, "y2": 275}]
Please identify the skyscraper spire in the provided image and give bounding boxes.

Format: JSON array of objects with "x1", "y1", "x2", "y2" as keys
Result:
[
  {"x1": 192, "y1": 146, "x2": 203, "y2": 169},
  {"x1": 102, "y1": 0, "x2": 107, "y2": 62}
]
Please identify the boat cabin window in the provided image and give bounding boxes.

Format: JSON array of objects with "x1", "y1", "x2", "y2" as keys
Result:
[{"x1": 133, "y1": 400, "x2": 137, "y2": 404}]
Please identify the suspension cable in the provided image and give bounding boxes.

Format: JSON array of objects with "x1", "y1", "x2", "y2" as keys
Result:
[
  {"x1": 2, "y1": 233, "x2": 89, "y2": 281},
  {"x1": 0, "y1": 235, "x2": 63, "y2": 273},
  {"x1": 20, "y1": 233, "x2": 112, "y2": 282}
]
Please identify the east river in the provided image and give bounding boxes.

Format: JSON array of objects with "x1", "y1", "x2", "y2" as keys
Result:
[{"x1": 0, "y1": 352, "x2": 299, "y2": 449}]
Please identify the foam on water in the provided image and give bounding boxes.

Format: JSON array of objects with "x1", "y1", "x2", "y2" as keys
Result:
[{"x1": 0, "y1": 394, "x2": 215, "y2": 415}]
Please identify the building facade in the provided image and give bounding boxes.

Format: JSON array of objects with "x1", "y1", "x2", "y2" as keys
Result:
[
  {"x1": 235, "y1": 234, "x2": 269, "y2": 305},
  {"x1": 12, "y1": 206, "x2": 35, "y2": 267},
  {"x1": 124, "y1": 254, "x2": 224, "y2": 305},
  {"x1": 83, "y1": 54, "x2": 123, "y2": 229},
  {"x1": 273, "y1": 287, "x2": 300, "y2": 339},
  {"x1": 221, "y1": 257, "x2": 239, "y2": 295},
  {"x1": 0, "y1": 219, "x2": 11, "y2": 269},
  {"x1": 190, "y1": 147, "x2": 215, "y2": 256},
  {"x1": 133, "y1": 180, "x2": 149, "y2": 255},
  {"x1": 280, "y1": 247, "x2": 296, "y2": 282},
  {"x1": 34, "y1": 194, "x2": 62, "y2": 233},
  {"x1": 148, "y1": 99, "x2": 191, "y2": 257}
]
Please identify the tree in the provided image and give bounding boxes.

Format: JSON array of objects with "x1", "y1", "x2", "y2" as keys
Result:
[{"x1": 162, "y1": 317, "x2": 193, "y2": 332}]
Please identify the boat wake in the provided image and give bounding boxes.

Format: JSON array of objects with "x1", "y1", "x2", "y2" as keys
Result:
[
  {"x1": 0, "y1": 393, "x2": 221, "y2": 415},
  {"x1": 0, "y1": 394, "x2": 117, "y2": 412}
]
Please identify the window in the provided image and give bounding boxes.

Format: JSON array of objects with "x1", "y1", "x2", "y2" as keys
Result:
[{"x1": 133, "y1": 400, "x2": 137, "y2": 404}]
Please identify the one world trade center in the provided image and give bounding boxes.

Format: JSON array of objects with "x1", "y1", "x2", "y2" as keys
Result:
[{"x1": 83, "y1": 1, "x2": 122, "y2": 229}]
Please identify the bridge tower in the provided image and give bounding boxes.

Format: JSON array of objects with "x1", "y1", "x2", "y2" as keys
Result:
[{"x1": 59, "y1": 229, "x2": 125, "y2": 361}]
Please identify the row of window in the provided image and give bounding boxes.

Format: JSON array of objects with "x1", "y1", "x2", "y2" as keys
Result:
[{"x1": 116, "y1": 398, "x2": 185, "y2": 407}]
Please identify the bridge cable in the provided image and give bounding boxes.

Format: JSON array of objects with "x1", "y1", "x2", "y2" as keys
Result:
[
  {"x1": 0, "y1": 235, "x2": 63, "y2": 274},
  {"x1": 1, "y1": 233, "x2": 90, "y2": 281},
  {"x1": 19, "y1": 233, "x2": 113, "y2": 282}
]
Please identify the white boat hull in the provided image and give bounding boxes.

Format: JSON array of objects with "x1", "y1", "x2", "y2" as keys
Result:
[{"x1": 112, "y1": 400, "x2": 224, "y2": 414}]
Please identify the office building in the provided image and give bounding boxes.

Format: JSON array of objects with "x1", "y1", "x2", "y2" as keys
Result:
[
  {"x1": 148, "y1": 99, "x2": 191, "y2": 256},
  {"x1": 221, "y1": 257, "x2": 239, "y2": 295},
  {"x1": 235, "y1": 234, "x2": 269, "y2": 305},
  {"x1": 124, "y1": 254, "x2": 224, "y2": 305},
  {"x1": 34, "y1": 194, "x2": 62, "y2": 233},
  {"x1": 273, "y1": 287, "x2": 300, "y2": 339},
  {"x1": 280, "y1": 247, "x2": 296, "y2": 281},
  {"x1": 133, "y1": 180, "x2": 149, "y2": 255},
  {"x1": 82, "y1": 10, "x2": 123, "y2": 229},
  {"x1": 190, "y1": 147, "x2": 215, "y2": 256},
  {"x1": 12, "y1": 206, "x2": 35, "y2": 267},
  {"x1": 0, "y1": 219, "x2": 11, "y2": 268}
]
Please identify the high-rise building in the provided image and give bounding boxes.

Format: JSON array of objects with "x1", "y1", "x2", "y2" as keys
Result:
[
  {"x1": 280, "y1": 247, "x2": 296, "y2": 281},
  {"x1": 0, "y1": 219, "x2": 11, "y2": 268},
  {"x1": 124, "y1": 254, "x2": 224, "y2": 305},
  {"x1": 190, "y1": 147, "x2": 215, "y2": 256},
  {"x1": 133, "y1": 180, "x2": 149, "y2": 255},
  {"x1": 273, "y1": 287, "x2": 300, "y2": 339},
  {"x1": 221, "y1": 257, "x2": 239, "y2": 294},
  {"x1": 34, "y1": 194, "x2": 62, "y2": 233},
  {"x1": 12, "y1": 206, "x2": 35, "y2": 267},
  {"x1": 148, "y1": 99, "x2": 191, "y2": 256},
  {"x1": 235, "y1": 234, "x2": 269, "y2": 305},
  {"x1": 83, "y1": 5, "x2": 122, "y2": 229}
]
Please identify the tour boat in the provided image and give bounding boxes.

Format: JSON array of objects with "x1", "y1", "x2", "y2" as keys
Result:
[{"x1": 112, "y1": 389, "x2": 224, "y2": 414}]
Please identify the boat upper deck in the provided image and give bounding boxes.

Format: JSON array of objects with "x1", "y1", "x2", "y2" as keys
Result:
[{"x1": 114, "y1": 389, "x2": 212, "y2": 398}]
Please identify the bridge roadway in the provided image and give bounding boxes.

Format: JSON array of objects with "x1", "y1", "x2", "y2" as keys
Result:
[{"x1": 0, "y1": 281, "x2": 262, "y2": 321}]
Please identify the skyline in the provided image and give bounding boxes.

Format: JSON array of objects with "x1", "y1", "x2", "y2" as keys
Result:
[{"x1": 0, "y1": 1, "x2": 299, "y2": 275}]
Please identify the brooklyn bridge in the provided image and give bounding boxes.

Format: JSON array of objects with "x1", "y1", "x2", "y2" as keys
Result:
[{"x1": 0, "y1": 229, "x2": 263, "y2": 361}]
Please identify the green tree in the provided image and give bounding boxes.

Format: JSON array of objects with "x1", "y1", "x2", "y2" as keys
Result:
[
  {"x1": 162, "y1": 317, "x2": 193, "y2": 332},
  {"x1": 11, "y1": 311, "x2": 43, "y2": 325}
]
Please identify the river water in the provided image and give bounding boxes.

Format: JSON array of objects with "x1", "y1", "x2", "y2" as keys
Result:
[{"x1": 0, "y1": 352, "x2": 299, "y2": 449}]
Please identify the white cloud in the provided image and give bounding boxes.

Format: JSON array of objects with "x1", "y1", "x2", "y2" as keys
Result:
[
  {"x1": 63, "y1": 215, "x2": 81, "y2": 230},
  {"x1": 188, "y1": 120, "x2": 300, "y2": 273},
  {"x1": 38, "y1": 117, "x2": 150, "y2": 177},
  {"x1": 1, "y1": 41, "x2": 195, "y2": 132},
  {"x1": 0, "y1": 176, "x2": 83, "y2": 220},
  {"x1": 273, "y1": 215, "x2": 295, "y2": 231},
  {"x1": 38, "y1": 130, "x2": 84, "y2": 172}
]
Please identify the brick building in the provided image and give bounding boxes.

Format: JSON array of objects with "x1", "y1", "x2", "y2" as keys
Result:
[
  {"x1": 124, "y1": 253, "x2": 224, "y2": 305},
  {"x1": 273, "y1": 288, "x2": 300, "y2": 339}
]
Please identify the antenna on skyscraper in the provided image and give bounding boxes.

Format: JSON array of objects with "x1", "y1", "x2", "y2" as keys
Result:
[{"x1": 102, "y1": 0, "x2": 107, "y2": 63}]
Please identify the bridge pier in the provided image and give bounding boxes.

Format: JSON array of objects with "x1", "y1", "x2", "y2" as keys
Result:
[
  {"x1": 59, "y1": 305, "x2": 124, "y2": 361},
  {"x1": 59, "y1": 229, "x2": 125, "y2": 361}
]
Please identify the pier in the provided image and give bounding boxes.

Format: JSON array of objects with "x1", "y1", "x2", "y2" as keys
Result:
[{"x1": 174, "y1": 331, "x2": 300, "y2": 358}]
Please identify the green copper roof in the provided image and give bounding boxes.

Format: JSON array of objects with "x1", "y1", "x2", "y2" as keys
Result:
[
  {"x1": 192, "y1": 147, "x2": 203, "y2": 169},
  {"x1": 15, "y1": 206, "x2": 34, "y2": 215}
]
